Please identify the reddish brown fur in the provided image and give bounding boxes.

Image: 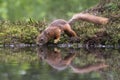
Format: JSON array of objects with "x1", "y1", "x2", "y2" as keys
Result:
[
  {"x1": 69, "y1": 13, "x2": 109, "y2": 25},
  {"x1": 36, "y1": 19, "x2": 77, "y2": 45},
  {"x1": 37, "y1": 13, "x2": 109, "y2": 45},
  {"x1": 37, "y1": 46, "x2": 108, "y2": 71},
  {"x1": 37, "y1": 46, "x2": 76, "y2": 70}
]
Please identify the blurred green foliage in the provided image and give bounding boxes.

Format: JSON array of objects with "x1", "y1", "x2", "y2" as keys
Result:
[{"x1": 0, "y1": 0, "x2": 99, "y2": 21}]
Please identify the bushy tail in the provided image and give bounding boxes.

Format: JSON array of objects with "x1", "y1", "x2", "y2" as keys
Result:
[{"x1": 68, "y1": 13, "x2": 109, "y2": 25}]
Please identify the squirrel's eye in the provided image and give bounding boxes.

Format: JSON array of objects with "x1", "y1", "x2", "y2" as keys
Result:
[
  {"x1": 41, "y1": 50, "x2": 43, "y2": 52},
  {"x1": 40, "y1": 38, "x2": 43, "y2": 41}
]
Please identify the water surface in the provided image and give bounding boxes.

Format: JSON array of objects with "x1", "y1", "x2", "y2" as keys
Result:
[{"x1": 0, "y1": 46, "x2": 120, "y2": 80}]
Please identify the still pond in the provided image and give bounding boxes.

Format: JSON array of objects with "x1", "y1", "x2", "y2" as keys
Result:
[{"x1": 0, "y1": 45, "x2": 119, "y2": 80}]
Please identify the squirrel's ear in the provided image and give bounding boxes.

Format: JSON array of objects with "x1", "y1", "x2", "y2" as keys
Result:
[{"x1": 46, "y1": 32, "x2": 49, "y2": 35}]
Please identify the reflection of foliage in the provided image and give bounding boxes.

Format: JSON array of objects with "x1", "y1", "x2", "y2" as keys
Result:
[
  {"x1": 104, "y1": 50, "x2": 120, "y2": 80},
  {"x1": 0, "y1": 63, "x2": 30, "y2": 80},
  {"x1": 0, "y1": 47, "x2": 120, "y2": 80},
  {"x1": 0, "y1": 47, "x2": 37, "y2": 63},
  {"x1": 71, "y1": 48, "x2": 120, "y2": 80}
]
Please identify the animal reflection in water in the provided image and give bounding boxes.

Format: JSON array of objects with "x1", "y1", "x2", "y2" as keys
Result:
[{"x1": 37, "y1": 46, "x2": 108, "y2": 73}]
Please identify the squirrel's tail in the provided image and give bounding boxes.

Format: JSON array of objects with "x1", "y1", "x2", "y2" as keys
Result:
[{"x1": 68, "y1": 13, "x2": 109, "y2": 25}]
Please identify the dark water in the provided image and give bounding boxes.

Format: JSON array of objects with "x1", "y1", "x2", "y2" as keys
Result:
[{"x1": 0, "y1": 46, "x2": 120, "y2": 80}]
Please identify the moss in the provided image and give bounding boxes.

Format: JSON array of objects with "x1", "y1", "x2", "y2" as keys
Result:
[
  {"x1": 70, "y1": 2, "x2": 120, "y2": 45},
  {"x1": 0, "y1": 21, "x2": 39, "y2": 45}
]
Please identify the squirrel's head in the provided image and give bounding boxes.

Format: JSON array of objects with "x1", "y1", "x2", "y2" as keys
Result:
[{"x1": 36, "y1": 32, "x2": 48, "y2": 46}]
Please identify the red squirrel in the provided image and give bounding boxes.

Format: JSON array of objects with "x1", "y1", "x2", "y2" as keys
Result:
[{"x1": 36, "y1": 13, "x2": 109, "y2": 45}]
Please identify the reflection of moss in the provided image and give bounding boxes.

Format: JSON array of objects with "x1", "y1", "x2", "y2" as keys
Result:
[
  {"x1": 0, "y1": 47, "x2": 120, "y2": 80},
  {"x1": 67, "y1": 48, "x2": 120, "y2": 80},
  {"x1": 0, "y1": 47, "x2": 37, "y2": 63}
]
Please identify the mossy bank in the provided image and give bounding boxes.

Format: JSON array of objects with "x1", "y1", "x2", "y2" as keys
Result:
[{"x1": 0, "y1": 1, "x2": 120, "y2": 46}]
